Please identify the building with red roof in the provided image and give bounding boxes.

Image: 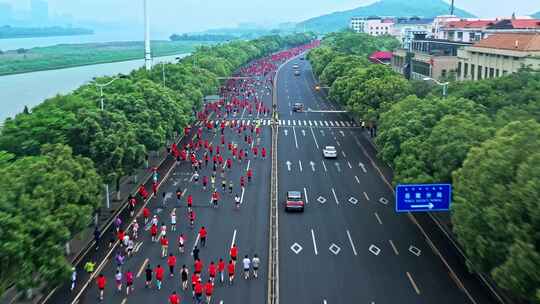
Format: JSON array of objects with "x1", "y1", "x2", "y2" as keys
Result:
[{"x1": 369, "y1": 51, "x2": 392, "y2": 64}]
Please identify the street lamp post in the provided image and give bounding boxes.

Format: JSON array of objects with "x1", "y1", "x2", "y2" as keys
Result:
[
  {"x1": 94, "y1": 76, "x2": 125, "y2": 111},
  {"x1": 422, "y1": 77, "x2": 449, "y2": 98}
]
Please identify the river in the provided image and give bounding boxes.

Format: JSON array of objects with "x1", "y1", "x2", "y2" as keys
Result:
[{"x1": 0, "y1": 53, "x2": 188, "y2": 123}]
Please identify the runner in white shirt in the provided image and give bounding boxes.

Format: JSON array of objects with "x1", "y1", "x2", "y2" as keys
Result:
[
  {"x1": 234, "y1": 194, "x2": 241, "y2": 209},
  {"x1": 126, "y1": 239, "x2": 134, "y2": 257},
  {"x1": 252, "y1": 254, "x2": 260, "y2": 278},
  {"x1": 170, "y1": 210, "x2": 177, "y2": 231},
  {"x1": 242, "y1": 255, "x2": 251, "y2": 279},
  {"x1": 132, "y1": 220, "x2": 139, "y2": 240},
  {"x1": 151, "y1": 215, "x2": 159, "y2": 226},
  {"x1": 178, "y1": 234, "x2": 186, "y2": 254}
]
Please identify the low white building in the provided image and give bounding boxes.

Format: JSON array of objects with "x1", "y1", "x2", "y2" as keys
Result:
[{"x1": 350, "y1": 16, "x2": 394, "y2": 36}]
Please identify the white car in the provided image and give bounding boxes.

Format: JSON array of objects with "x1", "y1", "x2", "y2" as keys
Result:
[{"x1": 323, "y1": 146, "x2": 337, "y2": 158}]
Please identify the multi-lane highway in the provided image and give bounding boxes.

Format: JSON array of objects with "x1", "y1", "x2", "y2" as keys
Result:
[
  {"x1": 49, "y1": 48, "x2": 496, "y2": 304},
  {"x1": 275, "y1": 57, "x2": 473, "y2": 304}
]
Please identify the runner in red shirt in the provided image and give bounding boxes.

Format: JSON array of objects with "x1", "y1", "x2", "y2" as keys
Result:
[
  {"x1": 230, "y1": 244, "x2": 238, "y2": 265},
  {"x1": 199, "y1": 226, "x2": 207, "y2": 247},
  {"x1": 152, "y1": 181, "x2": 158, "y2": 198},
  {"x1": 191, "y1": 273, "x2": 200, "y2": 298},
  {"x1": 169, "y1": 291, "x2": 180, "y2": 304},
  {"x1": 211, "y1": 191, "x2": 220, "y2": 208},
  {"x1": 261, "y1": 147, "x2": 267, "y2": 159},
  {"x1": 187, "y1": 194, "x2": 193, "y2": 211},
  {"x1": 189, "y1": 210, "x2": 196, "y2": 229},
  {"x1": 194, "y1": 258, "x2": 203, "y2": 275},
  {"x1": 143, "y1": 207, "x2": 150, "y2": 224},
  {"x1": 205, "y1": 280, "x2": 214, "y2": 303},
  {"x1": 150, "y1": 224, "x2": 158, "y2": 242},
  {"x1": 167, "y1": 253, "x2": 176, "y2": 277},
  {"x1": 155, "y1": 265, "x2": 164, "y2": 290},
  {"x1": 252, "y1": 146, "x2": 258, "y2": 158},
  {"x1": 227, "y1": 260, "x2": 235, "y2": 284},
  {"x1": 194, "y1": 281, "x2": 203, "y2": 302},
  {"x1": 208, "y1": 261, "x2": 217, "y2": 285},
  {"x1": 247, "y1": 169, "x2": 253, "y2": 182},
  {"x1": 240, "y1": 176, "x2": 245, "y2": 189},
  {"x1": 218, "y1": 258, "x2": 225, "y2": 283},
  {"x1": 96, "y1": 274, "x2": 106, "y2": 301}
]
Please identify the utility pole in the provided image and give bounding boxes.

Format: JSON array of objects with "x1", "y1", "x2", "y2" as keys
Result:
[
  {"x1": 450, "y1": 0, "x2": 455, "y2": 15},
  {"x1": 144, "y1": 0, "x2": 152, "y2": 71}
]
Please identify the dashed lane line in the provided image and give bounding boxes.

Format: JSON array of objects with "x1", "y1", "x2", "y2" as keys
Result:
[
  {"x1": 406, "y1": 272, "x2": 421, "y2": 295},
  {"x1": 304, "y1": 187, "x2": 309, "y2": 204},
  {"x1": 363, "y1": 191, "x2": 370, "y2": 201},
  {"x1": 331, "y1": 188, "x2": 339, "y2": 205},
  {"x1": 136, "y1": 258, "x2": 149, "y2": 278},
  {"x1": 311, "y1": 229, "x2": 319, "y2": 255},
  {"x1": 374, "y1": 212, "x2": 382, "y2": 225},
  {"x1": 346, "y1": 230, "x2": 358, "y2": 256},
  {"x1": 389, "y1": 240, "x2": 399, "y2": 255}
]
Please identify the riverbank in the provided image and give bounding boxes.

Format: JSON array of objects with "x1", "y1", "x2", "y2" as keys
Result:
[{"x1": 0, "y1": 40, "x2": 215, "y2": 76}]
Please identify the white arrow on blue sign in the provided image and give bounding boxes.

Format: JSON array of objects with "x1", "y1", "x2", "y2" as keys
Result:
[{"x1": 395, "y1": 184, "x2": 452, "y2": 212}]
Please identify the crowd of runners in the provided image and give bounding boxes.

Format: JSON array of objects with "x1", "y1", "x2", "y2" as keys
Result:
[{"x1": 79, "y1": 42, "x2": 318, "y2": 304}]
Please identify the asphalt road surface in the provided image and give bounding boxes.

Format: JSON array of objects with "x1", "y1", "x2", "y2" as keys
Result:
[{"x1": 276, "y1": 57, "x2": 475, "y2": 304}]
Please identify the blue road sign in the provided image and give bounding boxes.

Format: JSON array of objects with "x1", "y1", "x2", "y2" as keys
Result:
[{"x1": 395, "y1": 184, "x2": 452, "y2": 212}]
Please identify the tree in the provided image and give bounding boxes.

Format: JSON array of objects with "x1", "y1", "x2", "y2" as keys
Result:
[
  {"x1": 319, "y1": 54, "x2": 368, "y2": 86},
  {"x1": 452, "y1": 120, "x2": 540, "y2": 303},
  {"x1": 0, "y1": 144, "x2": 101, "y2": 293}
]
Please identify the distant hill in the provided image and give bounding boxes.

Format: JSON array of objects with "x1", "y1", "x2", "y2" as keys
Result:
[
  {"x1": 532, "y1": 11, "x2": 540, "y2": 18},
  {"x1": 297, "y1": 0, "x2": 476, "y2": 33},
  {"x1": 0, "y1": 25, "x2": 93, "y2": 39}
]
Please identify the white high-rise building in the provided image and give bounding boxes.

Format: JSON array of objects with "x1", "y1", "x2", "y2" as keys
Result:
[{"x1": 350, "y1": 16, "x2": 394, "y2": 36}]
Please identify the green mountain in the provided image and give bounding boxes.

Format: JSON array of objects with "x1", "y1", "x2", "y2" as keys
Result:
[{"x1": 297, "y1": 0, "x2": 476, "y2": 33}]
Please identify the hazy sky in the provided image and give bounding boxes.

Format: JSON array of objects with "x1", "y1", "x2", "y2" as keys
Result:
[{"x1": 2, "y1": 0, "x2": 540, "y2": 33}]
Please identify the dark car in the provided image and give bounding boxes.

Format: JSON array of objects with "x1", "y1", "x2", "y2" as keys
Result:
[
  {"x1": 285, "y1": 191, "x2": 304, "y2": 212},
  {"x1": 292, "y1": 103, "x2": 304, "y2": 112}
]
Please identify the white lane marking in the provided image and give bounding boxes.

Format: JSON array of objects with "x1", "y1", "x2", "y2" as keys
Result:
[
  {"x1": 321, "y1": 160, "x2": 327, "y2": 172},
  {"x1": 310, "y1": 127, "x2": 320, "y2": 149},
  {"x1": 311, "y1": 229, "x2": 318, "y2": 255},
  {"x1": 191, "y1": 234, "x2": 201, "y2": 255},
  {"x1": 334, "y1": 121, "x2": 339, "y2": 126},
  {"x1": 309, "y1": 161, "x2": 316, "y2": 172},
  {"x1": 359, "y1": 162, "x2": 367, "y2": 173},
  {"x1": 336, "y1": 140, "x2": 341, "y2": 147},
  {"x1": 314, "y1": 121, "x2": 318, "y2": 126},
  {"x1": 347, "y1": 161, "x2": 352, "y2": 168},
  {"x1": 284, "y1": 129, "x2": 288, "y2": 136},
  {"x1": 299, "y1": 160, "x2": 303, "y2": 172},
  {"x1": 120, "y1": 297, "x2": 127, "y2": 304},
  {"x1": 324, "y1": 121, "x2": 329, "y2": 127},
  {"x1": 389, "y1": 240, "x2": 399, "y2": 255},
  {"x1": 346, "y1": 230, "x2": 358, "y2": 256},
  {"x1": 293, "y1": 126, "x2": 299, "y2": 149},
  {"x1": 240, "y1": 186, "x2": 246, "y2": 205},
  {"x1": 293, "y1": 120, "x2": 296, "y2": 126},
  {"x1": 342, "y1": 151, "x2": 347, "y2": 158},
  {"x1": 231, "y1": 229, "x2": 237, "y2": 248},
  {"x1": 286, "y1": 161, "x2": 292, "y2": 171},
  {"x1": 329, "y1": 121, "x2": 334, "y2": 127},
  {"x1": 309, "y1": 121, "x2": 313, "y2": 126},
  {"x1": 303, "y1": 120, "x2": 307, "y2": 126},
  {"x1": 407, "y1": 272, "x2": 421, "y2": 295},
  {"x1": 323, "y1": 300, "x2": 327, "y2": 304},
  {"x1": 374, "y1": 212, "x2": 382, "y2": 225},
  {"x1": 355, "y1": 176, "x2": 360, "y2": 184},
  {"x1": 287, "y1": 120, "x2": 290, "y2": 126},
  {"x1": 331, "y1": 188, "x2": 339, "y2": 205},
  {"x1": 137, "y1": 258, "x2": 149, "y2": 278},
  {"x1": 304, "y1": 187, "x2": 309, "y2": 204},
  {"x1": 363, "y1": 191, "x2": 370, "y2": 201},
  {"x1": 246, "y1": 159, "x2": 251, "y2": 171}
]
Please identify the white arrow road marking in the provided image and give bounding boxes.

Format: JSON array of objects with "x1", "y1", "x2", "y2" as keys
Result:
[
  {"x1": 310, "y1": 161, "x2": 316, "y2": 171},
  {"x1": 346, "y1": 230, "x2": 358, "y2": 256},
  {"x1": 290, "y1": 242, "x2": 303, "y2": 254},
  {"x1": 359, "y1": 162, "x2": 367, "y2": 173},
  {"x1": 311, "y1": 229, "x2": 318, "y2": 255},
  {"x1": 320, "y1": 129, "x2": 325, "y2": 136},
  {"x1": 321, "y1": 160, "x2": 327, "y2": 172},
  {"x1": 284, "y1": 129, "x2": 288, "y2": 136},
  {"x1": 286, "y1": 161, "x2": 292, "y2": 171},
  {"x1": 334, "y1": 162, "x2": 341, "y2": 172},
  {"x1": 389, "y1": 240, "x2": 399, "y2": 255},
  {"x1": 329, "y1": 243, "x2": 341, "y2": 255},
  {"x1": 339, "y1": 130, "x2": 345, "y2": 137},
  {"x1": 331, "y1": 188, "x2": 339, "y2": 205},
  {"x1": 369, "y1": 244, "x2": 381, "y2": 256},
  {"x1": 301, "y1": 129, "x2": 306, "y2": 136},
  {"x1": 355, "y1": 176, "x2": 360, "y2": 184},
  {"x1": 304, "y1": 187, "x2": 309, "y2": 204},
  {"x1": 293, "y1": 127, "x2": 298, "y2": 149},
  {"x1": 298, "y1": 160, "x2": 303, "y2": 172},
  {"x1": 310, "y1": 128, "x2": 320, "y2": 149},
  {"x1": 409, "y1": 245, "x2": 422, "y2": 256}
]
